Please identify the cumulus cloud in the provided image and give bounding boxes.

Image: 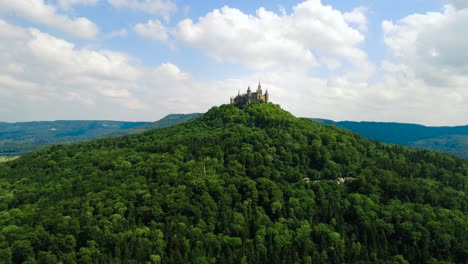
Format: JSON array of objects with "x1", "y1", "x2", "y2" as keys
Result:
[
  {"x1": 175, "y1": 0, "x2": 368, "y2": 71},
  {"x1": 373, "y1": 5, "x2": 468, "y2": 125},
  {"x1": 108, "y1": 0, "x2": 176, "y2": 19},
  {"x1": 382, "y1": 5, "x2": 468, "y2": 87},
  {"x1": 0, "y1": 0, "x2": 99, "y2": 39},
  {"x1": 134, "y1": 19, "x2": 168, "y2": 41},
  {"x1": 0, "y1": 1, "x2": 466, "y2": 126},
  {"x1": 0, "y1": 19, "x2": 227, "y2": 121},
  {"x1": 0, "y1": 19, "x2": 147, "y2": 118}
]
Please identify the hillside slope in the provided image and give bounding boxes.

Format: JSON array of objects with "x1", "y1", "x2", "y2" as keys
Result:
[
  {"x1": 116, "y1": 113, "x2": 202, "y2": 136},
  {"x1": 0, "y1": 103, "x2": 466, "y2": 263},
  {"x1": 312, "y1": 119, "x2": 468, "y2": 158}
]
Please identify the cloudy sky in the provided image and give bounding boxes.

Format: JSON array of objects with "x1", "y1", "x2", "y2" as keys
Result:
[{"x1": 0, "y1": 0, "x2": 467, "y2": 125}]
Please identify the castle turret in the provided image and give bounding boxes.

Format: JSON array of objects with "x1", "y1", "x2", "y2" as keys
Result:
[{"x1": 265, "y1": 89, "x2": 269, "y2": 103}]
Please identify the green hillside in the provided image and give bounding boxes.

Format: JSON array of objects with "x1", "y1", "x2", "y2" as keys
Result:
[
  {"x1": 412, "y1": 135, "x2": 468, "y2": 159},
  {"x1": 0, "y1": 103, "x2": 466, "y2": 263},
  {"x1": 116, "y1": 113, "x2": 202, "y2": 136},
  {"x1": 311, "y1": 119, "x2": 468, "y2": 159}
]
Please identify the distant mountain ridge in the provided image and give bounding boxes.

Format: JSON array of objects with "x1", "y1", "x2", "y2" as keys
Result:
[
  {"x1": 0, "y1": 120, "x2": 150, "y2": 156},
  {"x1": 1, "y1": 114, "x2": 467, "y2": 158},
  {"x1": 311, "y1": 119, "x2": 468, "y2": 158},
  {"x1": 116, "y1": 113, "x2": 203, "y2": 136}
]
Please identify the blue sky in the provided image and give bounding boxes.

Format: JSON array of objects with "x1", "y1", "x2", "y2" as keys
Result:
[{"x1": 0, "y1": 0, "x2": 467, "y2": 125}]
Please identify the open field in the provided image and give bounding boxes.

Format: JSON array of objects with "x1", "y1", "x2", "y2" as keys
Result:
[{"x1": 0, "y1": 156, "x2": 19, "y2": 163}]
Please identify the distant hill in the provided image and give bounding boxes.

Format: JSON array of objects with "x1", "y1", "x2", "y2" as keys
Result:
[
  {"x1": 1, "y1": 114, "x2": 466, "y2": 159},
  {"x1": 0, "y1": 120, "x2": 149, "y2": 156},
  {"x1": 0, "y1": 103, "x2": 466, "y2": 263},
  {"x1": 0, "y1": 114, "x2": 202, "y2": 156},
  {"x1": 116, "y1": 113, "x2": 203, "y2": 136},
  {"x1": 311, "y1": 119, "x2": 468, "y2": 158}
]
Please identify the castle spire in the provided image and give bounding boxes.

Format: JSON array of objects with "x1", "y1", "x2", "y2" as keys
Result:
[{"x1": 258, "y1": 81, "x2": 261, "y2": 89}]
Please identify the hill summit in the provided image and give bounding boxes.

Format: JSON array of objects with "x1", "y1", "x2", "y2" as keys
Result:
[{"x1": 0, "y1": 103, "x2": 466, "y2": 263}]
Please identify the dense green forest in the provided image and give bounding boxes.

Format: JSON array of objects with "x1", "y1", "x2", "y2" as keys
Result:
[
  {"x1": 0, "y1": 103, "x2": 466, "y2": 263},
  {"x1": 2, "y1": 113, "x2": 467, "y2": 160},
  {"x1": 312, "y1": 119, "x2": 468, "y2": 159}
]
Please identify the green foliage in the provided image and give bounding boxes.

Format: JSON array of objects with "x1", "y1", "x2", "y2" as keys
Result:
[
  {"x1": 0, "y1": 103, "x2": 466, "y2": 263},
  {"x1": 312, "y1": 119, "x2": 468, "y2": 159}
]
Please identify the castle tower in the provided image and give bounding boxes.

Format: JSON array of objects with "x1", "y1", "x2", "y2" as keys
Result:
[
  {"x1": 257, "y1": 82, "x2": 262, "y2": 99},
  {"x1": 265, "y1": 89, "x2": 269, "y2": 103},
  {"x1": 247, "y1": 85, "x2": 251, "y2": 103}
]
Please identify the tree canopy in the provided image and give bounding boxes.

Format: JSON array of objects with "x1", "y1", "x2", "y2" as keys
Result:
[{"x1": 0, "y1": 103, "x2": 466, "y2": 263}]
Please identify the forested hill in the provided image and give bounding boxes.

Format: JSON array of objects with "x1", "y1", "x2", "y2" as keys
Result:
[
  {"x1": 0, "y1": 120, "x2": 149, "y2": 156},
  {"x1": 116, "y1": 113, "x2": 202, "y2": 136},
  {"x1": 0, "y1": 103, "x2": 466, "y2": 263},
  {"x1": 311, "y1": 119, "x2": 468, "y2": 158},
  {"x1": 0, "y1": 114, "x2": 201, "y2": 157}
]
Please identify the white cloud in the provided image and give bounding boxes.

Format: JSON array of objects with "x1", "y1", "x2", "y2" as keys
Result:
[
  {"x1": 152, "y1": 63, "x2": 190, "y2": 81},
  {"x1": 134, "y1": 19, "x2": 168, "y2": 41},
  {"x1": 175, "y1": 0, "x2": 368, "y2": 71},
  {"x1": 108, "y1": 0, "x2": 176, "y2": 18},
  {"x1": 447, "y1": 0, "x2": 468, "y2": 9},
  {"x1": 383, "y1": 5, "x2": 468, "y2": 87},
  {"x1": 344, "y1": 7, "x2": 368, "y2": 32},
  {"x1": 56, "y1": 0, "x2": 99, "y2": 10},
  {"x1": 0, "y1": 19, "x2": 147, "y2": 116},
  {"x1": 0, "y1": 0, "x2": 99, "y2": 39},
  {"x1": 369, "y1": 5, "x2": 468, "y2": 125},
  {"x1": 104, "y1": 28, "x2": 128, "y2": 39},
  {"x1": 27, "y1": 28, "x2": 141, "y2": 80},
  {"x1": 0, "y1": 19, "x2": 224, "y2": 121},
  {"x1": 64, "y1": 91, "x2": 95, "y2": 105},
  {"x1": 0, "y1": 74, "x2": 40, "y2": 91},
  {"x1": 0, "y1": 1, "x2": 466, "y2": 126}
]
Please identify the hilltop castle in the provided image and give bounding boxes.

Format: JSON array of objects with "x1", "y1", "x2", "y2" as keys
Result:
[{"x1": 230, "y1": 82, "x2": 269, "y2": 105}]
